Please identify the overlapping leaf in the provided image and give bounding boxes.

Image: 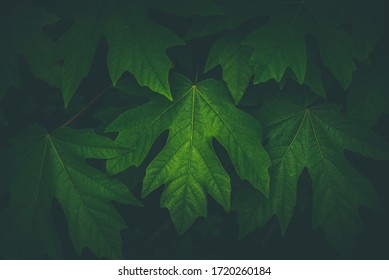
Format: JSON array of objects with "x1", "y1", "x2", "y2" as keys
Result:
[
  {"x1": 106, "y1": 74, "x2": 270, "y2": 233},
  {"x1": 339, "y1": 0, "x2": 382, "y2": 63},
  {"x1": 205, "y1": 34, "x2": 253, "y2": 104},
  {"x1": 56, "y1": 0, "x2": 183, "y2": 106},
  {"x1": 299, "y1": 62, "x2": 326, "y2": 97},
  {"x1": 233, "y1": 92, "x2": 389, "y2": 251},
  {"x1": 205, "y1": 33, "x2": 325, "y2": 103},
  {"x1": 0, "y1": 4, "x2": 60, "y2": 100},
  {"x1": 0, "y1": 126, "x2": 141, "y2": 259},
  {"x1": 244, "y1": 10, "x2": 307, "y2": 85},
  {"x1": 243, "y1": 0, "x2": 357, "y2": 89},
  {"x1": 184, "y1": 0, "x2": 264, "y2": 39}
]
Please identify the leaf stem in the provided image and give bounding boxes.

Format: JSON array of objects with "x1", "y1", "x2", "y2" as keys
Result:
[
  {"x1": 194, "y1": 67, "x2": 199, "y2": 84},
  {"x1": 60, "y1": 85, "x2": 112, "y2": 128},
  {"x1": 144, "y1": 219, "x2": 172, "y2": 248}
]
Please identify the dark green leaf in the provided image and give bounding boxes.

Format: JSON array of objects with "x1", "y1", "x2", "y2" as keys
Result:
[
  {"x1": 234, "y1": 92, "x2": 388, "y2": 252},
  {"x1": 244, "y1": 1, "x2": 357, "y2": 89},
  {"x1": 0, "y1": 125, "x2": 141, "y2": 259},
  {"x1": 0, "y1": 4, "x2": 60, "y2": 99},
  {"x1": 56, "y1": 0, "x2": 183, "y2": 106},
  {"x1": 205, "y1": 34, "x2": 253, "y2": 104},
  {"x1": 314, "y1": 26, "x2": 356, "y2": 89},
  {"x1": 301, "y1": 62, "x2": 326, "y2": 97},
  {"x1": 244, "y1": 11, "x2": 307, "y2": 85}
]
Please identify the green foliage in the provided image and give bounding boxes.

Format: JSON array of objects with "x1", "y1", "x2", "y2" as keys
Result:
[
  {"x1": 0, "y1": 0, "x2": 388, "y2": 259},
  {"x1": 56, "y1": 0, "x2": 183, "y2": 106},
  {"x1": 233, "y1": 92, "x2": 389, "y2": 252},
  {"x1": 244, "y1": 10, "x2": 307, "y2": 85},
  {"x1": 205, "y1": 34, "x2": 253, "y2": 104},
  {"x1": 106, "y1": 74, "x2": 270, "y2": 233},
  {"x1": 0, "y1": 3, "x2": 60, "y2": 100},
  {"x1": 243, "y1": 1, "x2": 358, "y2": 89},
  {"x1": 0, "y1": 126, "x2": 140, "y2": 259}
]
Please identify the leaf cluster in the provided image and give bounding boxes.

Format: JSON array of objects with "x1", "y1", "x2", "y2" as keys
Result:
[{"x1": 0, "y1": 0, "x2": 388, "y2": 259}]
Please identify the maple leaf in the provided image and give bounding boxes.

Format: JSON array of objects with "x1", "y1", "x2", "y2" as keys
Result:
[
  {"x1": 205, "y1": 34, "x2": 253, "y2": 104},
  {"x1": 205, "y1": 34, "x2": 325, "y2": 102},
  {"x1": 313, "y1": 25, "x2": 356, "y2": 90},
  {"x1": 233, "y1": 92, "x2": 389, "y2": 252},
  {"x1": 0, "y1": 126, "x2": 141, "y2": 259},
  {"x1": 106, "y1": 74, "x2": 270, "y2": 233},
  {"x1": 243, "y1": 0, "x2": 357, "y2": 89},
  {"x1": 56, "y1": 0, "x2": 183, "y2": 107},
  {"x1": 0, "y1": 4, "x2": 60, "y2": 100},
  {"x1": 243, "y1": 11, "x2": 307, "y2": 85}
]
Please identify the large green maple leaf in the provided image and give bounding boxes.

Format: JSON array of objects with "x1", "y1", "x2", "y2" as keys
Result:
[
  {"x1": 0, "y1": 4, "x2": 60, "y2": 100},
  {"x1": 106, "y1": 74, "x2": 270, "y2": 233},
  {"x1": 0, "y1": 126, "x2": 141, "y2": 259},
  {"x1": 233, "y1": 92, "x2": 389, "y2": 252},
  {"x1": 56, "y1": 0, "x2": 183, "y2": 106}
]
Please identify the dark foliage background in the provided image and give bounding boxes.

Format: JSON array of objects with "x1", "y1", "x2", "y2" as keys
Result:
[{"x1": 0, "y1": 0, "x2": 388, "y2": 259}]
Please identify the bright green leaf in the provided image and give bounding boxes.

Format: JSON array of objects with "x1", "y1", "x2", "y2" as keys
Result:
[
  {"x1": 0, "y1": 125, "x2": 141, "y2": 259},
  {"x1": 106, "y1": 74, "x2": 270, "y2": 233}
]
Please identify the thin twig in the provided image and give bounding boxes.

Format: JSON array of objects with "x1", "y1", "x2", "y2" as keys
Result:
[
  {"x1": 143, "y1": 219, "x2": 172, "y2": 249},
  {"x1": 60, "y1": 86, "x2": 111, "y2": 128}
]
